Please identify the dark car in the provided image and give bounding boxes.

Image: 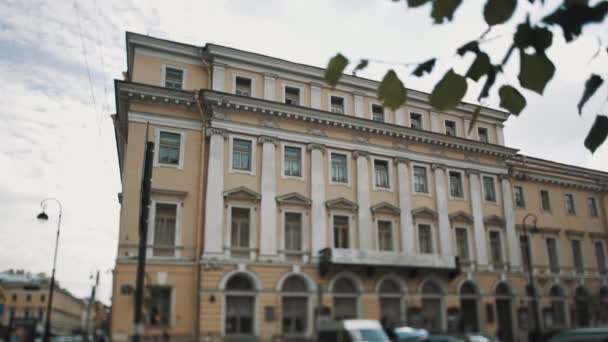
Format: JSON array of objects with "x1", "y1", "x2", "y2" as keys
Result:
[{"x1": 546, "y1": 327, "x2": 608, "y2": 342}]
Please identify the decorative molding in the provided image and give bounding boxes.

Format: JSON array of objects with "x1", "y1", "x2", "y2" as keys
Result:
[
  {"x1": 449, "y1": 211, "x2": 474, "y2": 224},
  {"x1": 411, "y1": 207, "x2": 438, "y2": 220},
  {"x1": 393, "y1": 141, "x2": 409, "y2": 150},
  {"x1": 353, "y1": 150, "x2": 370, "y2": 159},
  {"x1": 537, "y1": 226, "x2": 561, "y2": 235},
  {"x1": 258, "y1": 135, "x2": 278, "y2": 145},
  {"x1": 352, "y1": 135, "x2": 369, "y2": 144},
  {"x1": 430, "y1": 145, "x2": 447, "y2": 156},
  {"x1": 151, "y1": 188, "x2": 188, "y2": 198},
  {"x1": 510, "y1": 170, "x2": 605, "y2": 192},
  {"x1": 325, "y1": 197, "x2": 358, "y2": 212},
  {"x1": 223, "y1": 186, "x2": 261, "y2": 202},
  {"x1": 276, "y1": 192, "x2": 312, "y2": 207},
  {"x1": 258, "y1": 117, "x2": 278, "y2": 128},
  {"x1": 565, "y1": 229, "x2": 585, "y2": 237},
  {"x1": 370, "y1": 202, "x2": 401, "y2": 215},
  {"x1": 307, "y1": 143, "x2": 326, "y2": 152},
  {"x1": 465, "y1": 168, "x2": 480, "y2": 176},
  {"x1": 431, "y1": 163, "x2": 447, "y2": 171},
  {"x1": 464, "y1": 152, "x2": 480, "y2": 162},
  {"x1": 206, "y1": 127, "x2": 227, "y2": 137},
  {"x1": 306, "y1": 127, "x2": 327, "y2": 136},
  {"x1": 394, "y1": 157, "x2": 410, "y2": 165},
  {"x1": 589, "y1": 232, "x2": 608, "y2": 239},
  {"x1": 483, "y1": 215, "x2": 505, "y2": 226}
]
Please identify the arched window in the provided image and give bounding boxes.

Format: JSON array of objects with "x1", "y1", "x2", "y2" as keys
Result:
[
  {"x1": 333, "y1": 276, "x2": 359, "y2": 320},
  {"x1": 225, "y1": 273, "x2": 256, "y2": 336},
  {"x1": 378, "y1": 278, "x2": 403, "y2": 327},
  {"x1": 281, "y1": 275, "x2": 309, "y2": 335},
  {"x1": 548, "y1": 285, "x2": 567, "y2": 327},
  {"x1": 459, "y1": 281, "x2": 479, "y2": 333},
  {"x1": 494, "y1": 283, "x2": 513, "y2": 342},
  {"x1": 495, "y1": 282, "x2": 511, "y2": 297},
  {"x1": 575, "y1": 286, "x2": 590, "y2": 327},
  {"x1": 421, "y1": 279, "x2": 443, "y2": 332}
]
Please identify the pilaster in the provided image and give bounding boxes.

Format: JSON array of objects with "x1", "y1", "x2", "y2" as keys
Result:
[
  {"x1": 308, "y1": 143, "x2": 327, "y2": 258},
  {"x1": 353, "y1": 92, "x2": 365, "y2": 118},
  {"x1": 354, "y1": 151, "x2": 372, "y2": 250},
  {"x1": 203, "y1": 128, "x2": 226, "y2": 258},
  {"x1": 263, "y1": 73, "x2": 277, "y2": 101},
  {"x1": 310, "y1": 82, "x2": 322, "y2": 110},
  {"x1": 430, "y1": 111, "x2": 441, "y2": 133},
  {"x1": 500, "y1": 174, "x2": 521, "y2": 270},
  {"x1": 396, "y1": 158, "x2": 414, "y2": 254},
  {"x1": 259, "y1": 136, "x2": 278, "y2": 259},
  {"x1": 466, "y1": 168, "x2": 488, "y2": 268},
  {"x1": 211, "y1": 63, "x2": 226, "y2": 92},
  {"x1": 432, "y1": 163, "x2": 453, "y2": 256}
]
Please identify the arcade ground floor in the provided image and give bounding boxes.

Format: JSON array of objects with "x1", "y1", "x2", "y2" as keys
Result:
[{"x1": 111, "y1": 262, "x2": 608, "y2": 342}]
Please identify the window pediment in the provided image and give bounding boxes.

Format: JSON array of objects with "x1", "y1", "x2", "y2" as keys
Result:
[
  {"x1": 223, "y1": 186, "x2": 261, "y2": 202},
  {"x1": 483, "y1": 215, "x2": 505, "y2": 226},
  {"x1": 325, "y1": 197, "x2": 358, "y2": 212},
  {"x1": 411, "y1": 207, "x2": 438, "y2": 220},
  {"x1": 449, "y1": 211, "x2": 473, "y2": 224},
  {"x1": 276, "y1": 192, "x2": 311, "y2": 207},
  {"x1": 370, "y1": 202, "x2": 400, "y2": 215}
]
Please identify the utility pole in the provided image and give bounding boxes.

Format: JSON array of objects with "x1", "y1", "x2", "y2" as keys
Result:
[
  {"x1": 132, "y1": 127, "x2": 154, "y2": 342},
  {"x1": 85, "y1": 270, "x2": 100, "y2": 339}
]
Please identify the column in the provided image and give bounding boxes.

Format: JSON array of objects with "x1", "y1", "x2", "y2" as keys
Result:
[
  {"x1": 259, "y1": 136, "x2": 278, "y2": 259},
  {"x1": 211, "y1": 63, "x2": 226, "y2": 92},
  {"x1": 396, "y1": 158, "x2": 414, "y2": 254},
  {"x1": 501, "y1": 175, "x2": 521, "y2": 270},
  {"x1": 353, "y1": 92, "x2": 364, "y2": 118},
  {"x1": 432, "y1": 164, "x2": 453, "y2": 255},
  {"x1": 310, "y1": 82, "x2": 322, "y2": 110},
  {"x1": 467, "y1": 169, "x2": 488, "y2": 268},
  {"x1": 430, "y1": 111, "x2": 441, "y2": 133},
  {"x1": 203, "y1": 128, "x2": 226, "y2": 258},
  {"x1": 496, "y1": 124, "x2": 505, "y2": 145},
  {"x1": 395, "y1": 108, "x2": 407, "y2": 126},
  {"x1": 354, "y1": 151, "x2": 372, "y2": 250},
  {"x1": 309, "y1": 144, "x2": 327, "y2": 257},
  {"x1": 264, "y1": 73, "x2": 277, "y2": 101}
]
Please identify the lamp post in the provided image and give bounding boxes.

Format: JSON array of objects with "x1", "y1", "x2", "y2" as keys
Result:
[
  {"x1": 523, "y1": 213, "x2": 542, "y2": 342},
  {"x1": 36, "y1": 198, "x2": 62, "y2": 342}
]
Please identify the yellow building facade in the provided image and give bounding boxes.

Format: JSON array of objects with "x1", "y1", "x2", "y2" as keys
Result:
[{"x1": 110, "y1": 32, "x2": 608, "y2": 341}]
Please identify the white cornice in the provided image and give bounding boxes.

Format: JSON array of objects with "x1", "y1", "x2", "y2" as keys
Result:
[
  {"x1": 129, "y1": 111, "x2": 203, "y2": 131},
  {"x1": 512, "y1": 171, "x2": 605, "y2": 192},
  {"x1": 135, "y1": 46, "x2": 202, "y2": 66},
  {"x1": 127, "y1": 32, "x2": 201, "y2": 59}
]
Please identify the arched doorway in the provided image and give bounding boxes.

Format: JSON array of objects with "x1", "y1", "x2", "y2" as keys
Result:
[
  {"x1": 548, "y1": 285, "x2": 567, "y2": 328},
  {"x1": 459, "y1": 281, "x2": 479, "y2": 332},
  {"x1": 224, "y1": 273, "x2": 256, "y2": 337},
  {"x1": 421, "y1": 279, "x2": 444, "y2": 332},
  {"x1": 598, "y1": 287, "x2": 608, "y2": 324},
  {"x1": 378, "y1": 277, "x2": 404, "y2": 327},
  {"x1": 332, "y1": 276, "x2": 359, "y2": 319},
  {"x1": 281, "y1": 275, "x2": 309, "y2": 336},
  {"x1": 495, "y1": 282, "x2": 513, "y2": 342},
  {"x1": 574, "y1": 286, "x2": 590, "y2": 327}
]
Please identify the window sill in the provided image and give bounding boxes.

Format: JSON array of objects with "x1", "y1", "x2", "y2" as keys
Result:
[
  {"x1": 155, "y1": 162, "x2": 183, "y2": 170},
  {"x1": 412, "y1": 191, "x2": 432, "y2": 197},
  {"x1": 372, "y1": 186, "x2": 393, "y2": 193},
  {"x1": 281, "y1": 174, "x2": 305, "y2": 181},
  {"x1": 448, "y1": 196, "x2": 466, "y2": 201},
  {"x1": 328, "y1": 181, "x2": 351, "y2": 187},
  {"x1": 229, "y1": 168, "x2": 255, "y2": 176}
]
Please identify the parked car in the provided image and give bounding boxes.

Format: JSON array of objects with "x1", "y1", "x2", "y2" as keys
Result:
[
  {"x1": 422, "y1": 334, "x2": 465, "y2": 342},
  {"x1": 318, "y1": 319, "x2": 391, "y2": 341},
  {"x1": 457, "y1": 333, "x2": 499, "y2": 342},
  {"x1": 392, "y1": 326, "x2": 429, "y2": 341},
  {"x1": 546, "y1": 327, "x2": 608, "y2": 341}
]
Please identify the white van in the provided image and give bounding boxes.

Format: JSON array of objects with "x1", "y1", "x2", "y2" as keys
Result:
[{"x1": 318, "y1": 319, "x2": 391, "y2": 342}]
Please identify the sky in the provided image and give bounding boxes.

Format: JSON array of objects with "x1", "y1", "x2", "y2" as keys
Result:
[{"x1": 0, "y1": 0, "x2": 607, "y2": 305}]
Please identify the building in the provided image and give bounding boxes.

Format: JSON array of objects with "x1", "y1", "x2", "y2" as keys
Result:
[
  {"x1": 0, "y1": 270, "x2": 86, "y2": 336},
  {"x1": 110, "y1": 32, "x2": 608, "y2": 341}
]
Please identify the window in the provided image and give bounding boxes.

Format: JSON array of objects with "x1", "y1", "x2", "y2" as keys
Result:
[
  {"x1": 231, "y1": 208, "x2": 250, "y2": 248},
  {"x1": 445, "y1": 120, "x2": 456, "y2": 136},
  {"x1": 489, "y1": 231, "x2": 503, "y2": 265},
  {"x1": 232, "y1": 139, "x2": 252, "y2": 171},
  {"x1": 9, "y1": 308, "x2": 15, "y2": 321},
  {"x1": 11, "y1": 294, "x2": 16, "y2": 302},
  {"x1": 377, "y1": 221, "x2": 393, "y2": 251},
  {"x1": 330, "y1": 96, "x2": 345, "y2": 114},
  {"x1": 520, "y1": 235, "x2": 531, "y2": 272},
  {"x1": 145, "y1": 286, "x2": 171, "y2": 327},
  {"x1": 153, "y1": 203, "x2": 177, "y2": 257},
  {"x1": 40, "y1": 294, "x2": 45, "y2": 302},
  {"x1": 158, "y1": 131, "x2": 181, "y2": 166},
  {"x1": 572, "y1": 239, "x2": 584, "y2": 274},
  {"x1": 26, "y1": 294, "x2": 31, "y2": 302},
  {"x1": 283, "y1": 146, "x2": 302, "y2": 177},
  {"x1": 540, "y1": 190, "x2": 551, "y2": 211},
  {"x1": 379, "y1": 279, "x2": 402, "y2": 327},
  {"x1": 418, "y1": 224, "x2": 433, "y2": 254},
  {"x1": 477, "y1": 127, "x2": 489, "y2": 143},
  {"x1": 482, "y1": 176, "x2": 497, "y2": 202},
  {"x1": 546, "y1": 238, "x2": 560, "y2": 274},
  {"x1": 413, "y1": 166, "x2": 429, "y2": 193},
  {"x1": 331, "y1": 153, "x2": 348, "y2": 183},
  {"x1": 565, "y1": 194, "x2": 576, "y2": 215},
  {"x1": 284, "y1": 213, "x2": 302, "y2": 252},
  {"x1": 410, "y1": 112, "x2": 423, "y2": 129},
  {"x1": 588, "y1": 197, "x2": 598, "y2": 217},
  {"x1": 372, "y1": 104, "x2": 384, "y2": 122},
  {"x1": 164, "y1": 67, "x2": 183, "y2": 89},
  {"x1": 235, "y1": 76, "x2": 252, "y2": 96},
  {"x1": 333, "y1": 215, "x2": 350, "y2": 248},
  {"x1": 595, "y1": 241, "x2": 607, "y2": 274},
  {"x1": 284, "y1": 86, "x2": 300, "y2": 105},
  {"x1": 333, "y1": 278, "x2": 358, "y2": 320},
  {"x1": 225, "y1": 275, "x2": 255, "y2": 335},
  {"x1": 24, "y1": 308, "x2": 30, "y2": 319},
  {"x1": 38, "y1": 308, "x2": 44, "y2": 320},
  {"x1": 513, "y1": 186, "x2": 525, "y2": 208},
  {"x1": 455, "y1": 227, "x2": 469, "y2": 260},
  {"x1": 282, "y1": 276, "x2": 308, "y2": 334},
  {"x1": 374, "y1": 159, "x2": 390, "y2": 189},
  {"x1": 449, "y1": 171, "x2": 464, "y2": 198}
]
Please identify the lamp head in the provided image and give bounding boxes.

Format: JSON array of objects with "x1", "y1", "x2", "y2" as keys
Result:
[{"x1": 37, "y1": 211, "x2": 49, "y2": 221}]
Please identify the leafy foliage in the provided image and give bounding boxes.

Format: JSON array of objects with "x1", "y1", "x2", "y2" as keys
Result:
[
  {"x1": 430, "y1": 69, "x2": 467, "y2": 111},
  {"x1": 499, "y1": 85, "x2": 526, "y2": 115},
  {"x1": 412, "y1": 58, "x2": 436, "y2": 77},
  {"x1": 377, "y1": 70, "x2": 408, "y2": 110},
  {"x1": 431, "y1": 0, "x2": 462, "y2": 23},
  {"x1": 543, "y1": 1, "x2": 608, "y2": 42},
  {"x1": 407, "y1": 0, "x2": 431, "y2": 7},
  {"x1": 352, "y1": 59, "x2": 369, "y2": 76},
  {"x1": 585, "y1": 116, "x2": 608, "y2": 153},
  {"x1": 484, "y1": 0, "x2": 517, "y2": 26},
  {"x1": 578, "y1": 74, "x2": 604, "y2": 114},
  {"x1": 518, "y1": 51, "x2": 555, "y2": 94},
  {"x1": 466, "y1": 52, "x2": 491, "y2": 82},
  {"x1": 325, "y1": 53, "x2": 348, "y2": 87}
]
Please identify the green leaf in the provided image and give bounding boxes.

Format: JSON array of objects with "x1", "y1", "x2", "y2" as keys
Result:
[
  {"x1": 377, "y1": 69, "x2": 408, "y2": 110},
  {"x1": 543, "y1": 1, "x2": 608, "y2": 42},
  {"x1": 431, "y1": 0, "x2": 463, "y2": 24},
  {"x1": 585, "y1": 115, "x2": 608, "y2": 153},
  {"x1": 324, "y1": 53, "x2": 349, "y2": 87},
  {"x1": 466, "y1": 52, "x2": 491, "y2": 82},
  {"x1": 468, "y1": 105, "x2": 482, "y2": 135},
  {"x1": 499, "y1": 85, "x2": 526, "y2": 115},
  {"x1": 577, "y1": 74, "x2": 604, "y2": 114},
  {"x1": 411, "y1": 58, "x2": 436, "y2": 77},
  {"x1": 429, "y1": 69, "x2": 468, "y2": 111},
  {"x1": 478, "y1": 65, "x2": 498, "y2": 100},
  {"x1": 518, "y1": 51, "x2": 555, "y2": 94},
  {"x1": 456, "y1": 41, "x2": 481, "y2": 57},
  {"x1": 407, "y1": 0, "x2": 431, "y2": 7},
  {"x1": 514, "y1": 21, "x2": 553, "y2": 52},
  {"x1": 352, "y1": 59, "x2": 369, "y2": 76},
  {"x1": 484, "y1": 0, "x2": 517, "y2": 26}
]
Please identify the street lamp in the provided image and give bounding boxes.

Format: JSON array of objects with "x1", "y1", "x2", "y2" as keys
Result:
[
  {"x1": 36, "y1": 198, "x2": 62, "y2": 342},
  {"x1": 522, "y1": 213, "x2": 541, "y2": 342}
]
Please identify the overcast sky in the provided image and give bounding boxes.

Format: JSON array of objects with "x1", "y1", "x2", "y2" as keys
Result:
[{"x1": 0, "y1": 0, "x2": 607, "y2": 305}]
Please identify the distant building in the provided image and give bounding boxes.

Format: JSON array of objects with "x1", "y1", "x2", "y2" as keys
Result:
[
  {"x1": 110, "y1": 32, "x2": 608, "y2": 341},
  {"x1": 0, "y1": 270, "x2": 86, "y2": 336}
]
